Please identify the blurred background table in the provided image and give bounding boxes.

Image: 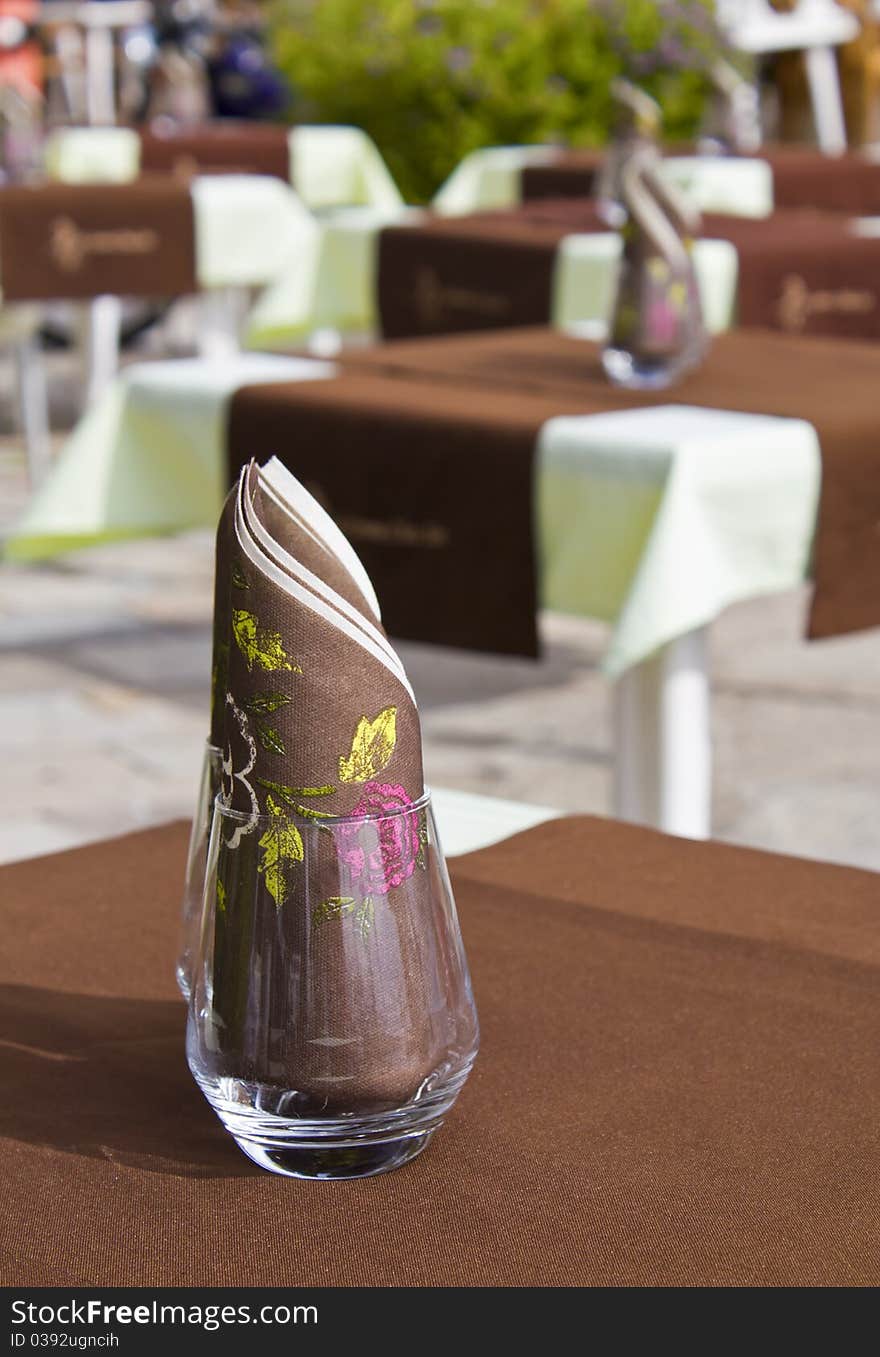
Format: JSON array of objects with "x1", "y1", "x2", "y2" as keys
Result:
[
  {"x1": 0, "y1": 172, "x2": 318, "y2": 464},
  {"x1": 244, "y1": 202, "x2": 739, "y2": 350},
  {"x1": 44, "y1": 121, "x2": 404, "y2": 211},
  {"x1": 433, "y1": 142, "x2": 880, "y2": 216},
  {"x1": 24, "y1": 325, "x2": 880, "y2": 839}
]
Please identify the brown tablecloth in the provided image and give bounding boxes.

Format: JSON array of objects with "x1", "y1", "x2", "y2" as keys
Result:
[
  {"x1": 310, "y1": 326, "x2": 880, "y2": 645},
  {"x1": 0, "y1": 178, "x2": 197, "y2": 301},
  {"x1": 520, "y1": 149, "x2": 603, "y2": 201},
  {"x1": 228, "y1": 374, "x2": 595, "y2": 656},
  {"x1": 766, "y1": 147, "x2": 880, "y2": 215},
  {"x1": 703, "y1": 210, "x2": 880, "y2": 338},
  {"x1": 139, "y1": 122, "x2": 291, "y2": 181},
  {"x1": 378, "y1": 201, "x2": 604, "y2": 338},
  {"x1": 2, "y1": 817, "x2": 878, "y2": 1286},
  {"x1": 521, "y1": 145, "x2": 880, "y2": 216},
  {"x1": 377, "y1": 200, "x2": 880, "y2": 343}
]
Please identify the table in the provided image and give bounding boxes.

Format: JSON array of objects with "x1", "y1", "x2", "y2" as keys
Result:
[
  {"x1": 3, "y1": 812, "x2": 877, "y2": 1285},
  {"x1": 246, "y1": 192, "x2": 880, "y2": 351},
  {"x1": 44, "y1": 123, "x2": 404, "y2": 213},
  {"x1": 243, "y1": 203, "x2": 738, "y2": 350},
  {"x1": 10, "y1": 328, "x2": 851, "y2": 839},
  {"x1": 0, "y1": 175, "x2": 319, "y2": 435},
  {"x1": 373, "y1": 200, "x2": 880, "y2": 345},
  {"x1": 433, "y1": 141, "x2": 880, "y2": 217}
]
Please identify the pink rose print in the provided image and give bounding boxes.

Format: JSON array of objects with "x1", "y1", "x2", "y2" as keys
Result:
[
  {"x1": 646, "y1": 295, "x2": 680, "y2": 346},
  {"x1": 337, "y1": 782, "x2": 421, "y2": 897}
]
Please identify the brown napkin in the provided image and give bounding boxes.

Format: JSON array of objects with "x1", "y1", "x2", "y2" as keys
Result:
[
  {"x1": 216, "y1": 453, "x2": 424, "y2": 840},
  {"x1": 207, "y1": 457, "x2": 442, "y2": 1110}
]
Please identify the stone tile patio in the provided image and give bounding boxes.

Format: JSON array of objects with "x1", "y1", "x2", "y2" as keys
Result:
[{"x1": 3, "y1": 351, "x2": 879, "y2": 872}]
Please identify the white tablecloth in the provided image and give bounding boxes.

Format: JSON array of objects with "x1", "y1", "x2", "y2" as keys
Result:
[{"x1": 5, "y1": 357, "x2": 819, "y2": 676}]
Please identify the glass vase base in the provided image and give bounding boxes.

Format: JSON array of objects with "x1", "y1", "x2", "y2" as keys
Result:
[
  {"x1": 233, "y1": 1127, "x2": 436, "y2": 1180},
  {"x1": 192, "y1": 1062, "x2": 475, "y2": 1180},
  {"x1": 601, "y1": 345, "x2": 682, "y2": 390}
]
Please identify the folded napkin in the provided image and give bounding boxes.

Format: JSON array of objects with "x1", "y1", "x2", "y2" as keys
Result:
[
  {"x1": 212, "y1": 455, "x2": 423, "y2": 816},
  {"x1": 207, "y1": 457, "x2": 438, "y2": 1111}
]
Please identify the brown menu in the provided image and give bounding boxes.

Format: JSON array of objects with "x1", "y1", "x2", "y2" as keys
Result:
[
  {"x1": 2, "y1": 815, "x2": 878, "y2": 1286},
  {"x1": 0, "y1": 178, "x2": 197, "y2": 301}
]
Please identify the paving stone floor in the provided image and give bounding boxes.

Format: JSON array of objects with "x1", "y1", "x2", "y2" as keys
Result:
[{"x1": 2, "y1": 350, "x2": 879, "y2": 872}]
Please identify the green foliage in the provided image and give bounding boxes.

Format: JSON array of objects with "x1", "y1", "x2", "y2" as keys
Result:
[{"x1": 269, "y1": 0, "x2": 725, "y2": 202}]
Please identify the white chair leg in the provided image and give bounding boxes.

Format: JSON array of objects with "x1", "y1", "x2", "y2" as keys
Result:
[
  {"x1": 79, "y1": 296, "x2": 123, "y2": 408},
  {"x1": 13, "y1": 333, "x2": 52, "y2": 489},
  {"x1": 804, "y1": 45, "x2": 848, "y2": 153},
  {"x1": 612, "y1": 626, "x2": 712, "y2": 840},
  {"x1": 196, "y1": 289, "x2": 247, "y2": 360}
]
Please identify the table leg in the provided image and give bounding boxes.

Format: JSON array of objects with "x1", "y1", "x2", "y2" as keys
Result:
[
  {"x1": 612, "y1": 626, "x2": 711, "y2": 840},
  {"x1": 196, "y1": 289, "x2": 248, "y2": 359},
  {"x1": 80, "y1": 296, "x2": 123, "y2": 409},
  {"x1": 84, "y1": 23, "x2": 116, "y2": 125},
  {"x1": 14, "y1": 332, "x2": 51, "y2": 488},
  {"x1": 804, "y1": 45, "x2": 848, "y2": 154}
]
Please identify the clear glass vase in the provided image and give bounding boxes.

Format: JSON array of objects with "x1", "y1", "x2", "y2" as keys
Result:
[
  {"x1": 602, "y1": 217, "x2": 709, "y2": 392},
  {"x1": 176, "y1": 741, "x2": 223, "y2": 1000},
  {"x1": 187, "y1": 791, "x2": 479, "y2": 1180}
]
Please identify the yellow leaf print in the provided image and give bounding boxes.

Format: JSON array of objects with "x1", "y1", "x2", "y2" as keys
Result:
[
  {"x1": 338, "y1": 706, "x2": 398, "y2": 783},
  {"x1": 231, "y1": 609, "x2": 301, "y2": 675},
  {"x1": 258, "y1": 794, "x2": 304, "y2": 908}
]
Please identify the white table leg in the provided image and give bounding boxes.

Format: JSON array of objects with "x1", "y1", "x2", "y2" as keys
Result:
[
  {"x1": 13, "y1": 332, "x2": 51, "y2": 488},
  {"x1": 612, "y1": 626, "x2": 711, "y2": 839},
  {"x1": 196, "y1": 289, "x2": 247, "y2": 359},
  {"x1": 804, "y1": 45, "x2": 848, "y2": 154},
  {"x1": 85, "y1": 23, "x2": 116, "y2": 125},
  {"x1": 80, "y1": 296, "x2": 123, "y2": 408}
]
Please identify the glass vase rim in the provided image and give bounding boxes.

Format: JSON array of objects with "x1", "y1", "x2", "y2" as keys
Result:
[{"x1": 212, "y1": 786, "x2": 433, "y2": 830}]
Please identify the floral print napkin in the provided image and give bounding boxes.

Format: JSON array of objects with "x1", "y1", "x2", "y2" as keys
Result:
[
  {"x1": 215, "y1": 457, "x2": 426, "y2": 919},
  {"x1": 207, "y1": 459, "x2": 441, "y2": 1108}
]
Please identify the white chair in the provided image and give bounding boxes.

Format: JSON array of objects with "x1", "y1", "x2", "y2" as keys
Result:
[
  {"x1": 717, "y1": 0, "x2": 861, "y2": 153},
  {"x1": 38, "y1": 1, "x2": 153, "y2": 125}
]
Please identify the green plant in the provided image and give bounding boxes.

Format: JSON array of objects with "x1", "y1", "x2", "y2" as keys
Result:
[{"x1": 270, "y1": 0, "x2": 725, "y2": 203}]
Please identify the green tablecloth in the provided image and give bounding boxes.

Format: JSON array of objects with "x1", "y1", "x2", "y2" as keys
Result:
[{"x1": 5, "y1": 355, "x2": 818, "y2": 676}]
